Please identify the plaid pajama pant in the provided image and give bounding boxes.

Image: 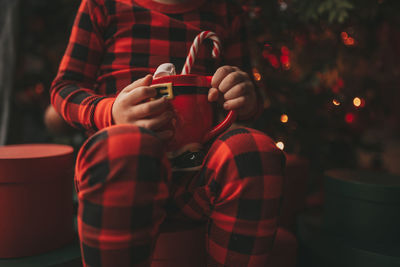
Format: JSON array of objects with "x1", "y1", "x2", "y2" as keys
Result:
[{"x1": 75, "y1": 124, "x2": 285, "y2": 267}]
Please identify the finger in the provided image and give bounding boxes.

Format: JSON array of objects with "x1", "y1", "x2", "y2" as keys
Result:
[
  {"x1": 223, "y1": 81, "x2": 253, "y2": 100},
  {"x1": 135, "y1": 111, "x2": 175, "y2": 131},
  {"x1": 130, "y1": 97, "x2": 173, "y2": 119},
  {"x1": 121, "y1": 74, "x2": 153, "y2": 93},
  {"x1": 124, "y1": 85, "x2": 158, "y2": 105},
  {"x1": 218, "y1": 71, "x2": 249, "y2": 94},
  {"x1": 211, "y1": 66, "x2": 238, "y2": 89},
  {"x1": 223, "y1": 96, "x2": 247, "y2": 110},
  {"x1": 208, "y1": 87, "x2": 220, "y2": 102}
]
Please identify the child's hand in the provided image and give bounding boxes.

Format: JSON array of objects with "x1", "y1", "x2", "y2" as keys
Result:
[
  {"x1": 208, "y1": 66, "x2": 257, "y2": 118},
  {"x1": 112, "y1": 74, "x2": 175, "y2": 140}
]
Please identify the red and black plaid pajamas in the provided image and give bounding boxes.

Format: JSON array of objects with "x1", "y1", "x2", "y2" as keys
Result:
[
  {"x1": 51, "y1": 0, "x2": 285, "y2": 266},
  {"x1": 76, "y1": 125, "x2": 284, "y2": 266}
]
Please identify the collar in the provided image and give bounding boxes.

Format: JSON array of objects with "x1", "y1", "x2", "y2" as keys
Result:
[{"x1": 134, "y1": 0, "x2": 207, "y2": 14}]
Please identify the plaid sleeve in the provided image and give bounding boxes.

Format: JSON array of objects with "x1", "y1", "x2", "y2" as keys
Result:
[
  {"x1": 223, "y1": 9, "x2": 264, "y2": 122},
  {"x1": 50, "y1": 0, "x2": 114, "y2": 133}
]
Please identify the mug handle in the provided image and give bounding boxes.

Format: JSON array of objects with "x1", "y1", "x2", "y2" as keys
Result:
[{"x1": 202, "y1": 76, "x2": 237, "y2": 143}]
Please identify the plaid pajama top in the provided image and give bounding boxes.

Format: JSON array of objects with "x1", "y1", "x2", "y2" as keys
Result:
[{"x1": 50, "y1": 0, "x2": 251, "y2": 135}]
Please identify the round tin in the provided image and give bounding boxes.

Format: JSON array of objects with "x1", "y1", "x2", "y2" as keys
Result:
[
  {"x1": 0, "y1": 144, "x2": 75, "y2": 258},
  {"x1": 323, "y1": 169, "x2": 400, "y2": 243}
]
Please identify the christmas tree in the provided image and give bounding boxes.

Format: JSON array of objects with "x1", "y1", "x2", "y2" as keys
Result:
[{"x1": 240, "y1": 0, "x2": 400, "y2": 175}]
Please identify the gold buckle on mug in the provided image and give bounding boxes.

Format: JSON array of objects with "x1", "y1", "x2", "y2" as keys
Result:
[{"x1": 151, "y1": 83, "x2": 174, "y2": 100}]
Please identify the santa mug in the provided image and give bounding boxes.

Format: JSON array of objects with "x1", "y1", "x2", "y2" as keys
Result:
[{"x1": 151, "y1": 74, "x2": 236, "y2": 169}]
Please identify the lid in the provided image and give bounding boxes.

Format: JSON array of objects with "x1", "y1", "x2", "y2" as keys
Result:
[
  {"x1": 324, "y1": 169, "x2": 400, "y2": 204},
  {"x1": 297, "y1": 211, "x2": 400, "y2": 267},
  {"x1": 0, "y1": 241, "x2": 80, "y2": 265},
  {"x1": 0, "y1": 144, "x2": 74, "y2": 183}
]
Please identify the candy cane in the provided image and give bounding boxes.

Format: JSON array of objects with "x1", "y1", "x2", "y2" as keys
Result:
[{"x1": 181, "y1": 31, "x2": 221, "y2": 75}]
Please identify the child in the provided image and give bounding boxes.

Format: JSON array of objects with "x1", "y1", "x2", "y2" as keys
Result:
[{"x1": 51, "y1": 0, "x2": 285, "y2": 266}]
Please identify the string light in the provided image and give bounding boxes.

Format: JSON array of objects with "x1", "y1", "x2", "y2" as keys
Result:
[
  {"x1": 332, "y1": 99, "x2": 341, "y2": 106},
  {"x1": 353, "y1": 97, "x2": 365, "y2": 108},
  {"x1": 345, "y1": 113, "x2": 355, "y2": 124},
  {"x1": 276, "y1": 141, "x2": 285, "y2": 150},
  {"x1": 280, "y1": 114, "x2": 289, "y2": 123},
  {"x1": 353, "y1": 97, "x2": 361, "y2": 107},
  {"x1": 280, "y1": 46, "x2": 291, "y2": 70},
  {"x1": 252, "y1": 68, "x2": 262, "y2": 81},
  {"x1": 341, "y1": 31, "x2": 356, "y2": 46},
  {"x1": 345, "y1": 37, "x2": 355, "y2": 46},
  {"x1": 263, "y1": 45, "x2": 280, "y2": 69}
]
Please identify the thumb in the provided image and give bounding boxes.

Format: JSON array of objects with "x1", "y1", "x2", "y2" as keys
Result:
[{"x1": 124, "y1": 74, "x2": 153, "y2": 92}]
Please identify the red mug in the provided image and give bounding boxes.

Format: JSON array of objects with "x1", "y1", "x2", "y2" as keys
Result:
[{"x1": 151, "y1": 74, "x2": 236, "y2": 166}]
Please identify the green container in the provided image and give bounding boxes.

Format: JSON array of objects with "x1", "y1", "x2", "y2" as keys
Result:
[
  {"x1": 0, "y1": 241, "x2": 81, "y2": 267},
  {"x1": 297, "y1": 211, "x2": 400, "y2": 267},
  {"x1": 323, "y1": 169, "x2": 400, "y2": 244}
]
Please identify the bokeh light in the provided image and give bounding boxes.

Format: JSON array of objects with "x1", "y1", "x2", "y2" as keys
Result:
[
  {"x1": 332, "y1": 99, "x2": 341, "y2": 106},
  {"x1": 276, "y1": 141, "x2": 285, "y2": 150},
  {"x1": 280, "y1": 114, "x2": 289, "y2": 123}
]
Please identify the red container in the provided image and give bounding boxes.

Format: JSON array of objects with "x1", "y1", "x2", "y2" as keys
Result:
[{"x1": 0, "y1": 144, "x2": 75, "y2": 258}]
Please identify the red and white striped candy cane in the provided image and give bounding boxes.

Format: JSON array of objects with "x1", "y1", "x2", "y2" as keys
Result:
[{"x1": 181, "y1": 31, "x2": 221, "y2": 75}]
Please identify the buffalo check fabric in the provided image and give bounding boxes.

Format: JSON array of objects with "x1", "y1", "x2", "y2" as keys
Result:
[
  {"x1": 75, "y1": 125, "x2": 285, "y2": 266},
  {"x1": 50, "y1": 0, "x2": 252, "y2": 135},
  {"x1": 56, "y1": 0, "x2": 281, "y2": 266}
]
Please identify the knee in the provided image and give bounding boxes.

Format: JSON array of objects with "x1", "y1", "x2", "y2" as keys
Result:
[
  {"x1": 209, "y1": 127, "x2": 286, "y2": 181},
  {"x1": 75, "y1": 125, "x2": 169, "y2": 190},
  {"x1": 217, "y1": 127, "x2": 285, "y2": 163},
  {"x1": 77, "y1": 125, "x2": 165, "y2": 163},
  {"x1": 206, "y1": 127, "x2": 285, "y2": 204}
]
